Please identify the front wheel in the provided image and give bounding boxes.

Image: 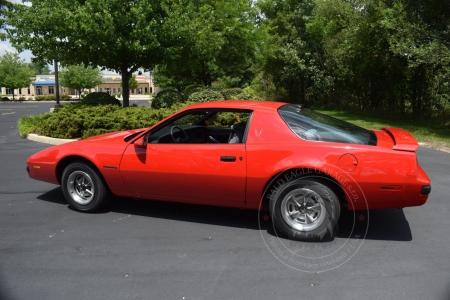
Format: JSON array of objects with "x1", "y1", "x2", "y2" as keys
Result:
[
  {"x1": 61, "y1": 161, "x2": 110, "y2": 212},
  {"x1": 269, "y1": 180, "x2": 340, "y2": 241}
]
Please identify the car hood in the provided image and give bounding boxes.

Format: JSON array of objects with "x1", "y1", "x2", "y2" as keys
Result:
[{"x1": 79, "y1": 129, "x2": 144, "y2": 143}]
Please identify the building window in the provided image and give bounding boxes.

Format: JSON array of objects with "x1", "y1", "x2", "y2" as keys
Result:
[
  {"x1": 19, "y1": 88, "x2": 22, "y2": 94},
  {"x1": 150, "y1": 87, "x2": 153, "y2": 93},
  {"x1": 28, "y1": 88, "x2": 31, "y2": 94},
  {"x1": 99, "y1": 88, "x2": 102, "y2": 92},
  {"x1": 113, "y1": 88, "x2": 116, "y2": 93},
  {"x1": 118, "y1": 88, "x2": 121, "y2": 93},
  {"x1": 131, "y1": 89, "x2": 135, "y2": 94},
  {"x1": 145, "y1": 87, "x2": 148, "y2": 93},
  {"x1": 95, "y1": 88, "x2": 98, "y2": 92},
  {"x1": 49, "y1": 86, "x2": 55, "y2": 94},
  {"x1": 6, "y1": 88, "x2": 13, "y2": 95}
]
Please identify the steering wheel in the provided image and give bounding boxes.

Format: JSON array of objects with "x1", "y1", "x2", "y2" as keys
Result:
[{"x1": 170, "y1": 126, "x2": 190, "y2": 143}]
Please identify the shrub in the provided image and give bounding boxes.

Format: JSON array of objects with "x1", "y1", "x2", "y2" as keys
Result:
[
  {"x1": 18, "y1": 103, "x2": 188, "y2": 139},
  {"x1": 19, "y1": 97, "x2": 26, "y2": 101},
  {"x1": 34, "y1": 95, "x2": 72, "y2": 101},
  {"x1": 151, "y1": 89, "x2": 184, "y2": 109},
  {"x1": 187, "y1": 89, "x2": 224, "y2": 103},
  {"x1": 80, "y1": 92, "x2": 121, "y2": 106},
  {"x1": 81, "y1": 91, "x2": 89, "y2": 99},
  {"x1": 28, "y1": 97, "x2": 33, "y2": 101},
  {"x1": 222, "y1": 88, "x2": 244, "y2": 100},
  {"x1": 183, "y1": 84, "x2": 204, "y2": 101}
]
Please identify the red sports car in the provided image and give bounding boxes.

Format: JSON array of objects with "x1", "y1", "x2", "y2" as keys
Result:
[{"x1": 27, "y1": 101, "x2": 431, "y2": 241}]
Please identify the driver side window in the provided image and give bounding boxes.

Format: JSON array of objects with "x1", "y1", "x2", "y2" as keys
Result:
[{"x1": 147, "y1": 109, "x2": 252, "y2": 144}]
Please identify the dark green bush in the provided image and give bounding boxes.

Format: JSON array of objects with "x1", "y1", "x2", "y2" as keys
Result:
[
  {"x1": 18, "y1": 103, "x2": 184, "y2": 139},
  {"x1": 35, "y1": 95, "x2": 71, "y2": 101},
  {"x1": 183, "y1": 84, "x2": 204, "y2": 101},
  {"x1": 80, "y1": 92, "x2": 121, "y2": 106},
  {"x1": 187, "y1": 89, "x2": 224, "y2": 103},
  {"x1": 151, "y1": 89, "x2": 184, "y2": 109},
  {"x1": 222, "y1": 88, "x2": 244, "y2": 100}
]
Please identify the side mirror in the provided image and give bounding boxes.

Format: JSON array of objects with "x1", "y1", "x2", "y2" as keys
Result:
[{"x1": 134, "y1": 135, "x2": 148, "y2": 148}]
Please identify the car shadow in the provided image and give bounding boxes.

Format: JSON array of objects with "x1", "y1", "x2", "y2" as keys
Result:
[
  {"x1": 337, "y1": 208, "x2": 412, "y2": 241},
  {"x1": 36, "y1": 187, "x2": 412, "y2": 241},
  {"x1": 36, "y1": 187, "x2": 68, "y2": 205}
]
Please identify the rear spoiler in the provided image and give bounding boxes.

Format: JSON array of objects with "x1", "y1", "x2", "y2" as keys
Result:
[{"x1": 381, "y1": 127, "x2": 419, "y2": 152}]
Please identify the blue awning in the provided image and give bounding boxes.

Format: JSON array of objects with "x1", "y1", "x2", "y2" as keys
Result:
[{"x1": 33, "y1": 82, "x2": 56, "y2": 86}]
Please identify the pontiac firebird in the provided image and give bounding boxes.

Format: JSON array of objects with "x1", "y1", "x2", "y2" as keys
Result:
[{"x1": 27, "y1": 101, "x2": 431, "y2": 241}]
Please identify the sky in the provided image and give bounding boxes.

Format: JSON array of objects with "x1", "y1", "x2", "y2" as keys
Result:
[
  {"x1": 1, "y1": 1, "x2": 148, "y2": 75},
  {"x1": 1, "y1": 0, "x2": 33, "y2": 61},
  {"x1": 0, "y1": 40, "x2": 33, "y2": 62}
]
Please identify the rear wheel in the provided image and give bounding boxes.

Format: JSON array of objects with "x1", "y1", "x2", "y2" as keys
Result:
[
  {"x1": 270, "y1": 180, "x2": 340, "y2": 241},
  {"x1": 61, "y1": 161, "x2": 110, "y2": 212}
]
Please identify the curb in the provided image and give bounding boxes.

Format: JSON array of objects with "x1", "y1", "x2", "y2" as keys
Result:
[{"x1": 27, "y1": 133, "x2": 78, "y2": 145}]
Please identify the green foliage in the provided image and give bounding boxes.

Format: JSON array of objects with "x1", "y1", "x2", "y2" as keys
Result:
[
  {"x1": 255, "y1": 0, "x2": 450, "y2": 120},
  {"x1": 120, "y1": 74, "x2": 139, "y2": 91},
  {"x1": 80, "y1": 92, "x2": 121, "y2": 106},
  {"x1": 151, "y1": 89, "x2": 184, "y2": 109},
  {"x1": 17, "y1": 103, "x2": 186, "y2": 139},
  {"x1": 59, "y1": 64, "x2": 102, "y2": 99},
  {"x1": 35, "y1": 95, "x2": 71, "y2": 101},
  {"x1": 0, "y1": 52, "x2": 34, "y2": 100},
  {"x1": 4, "y1": 0, "x2": 169, "y2": 107},
  {"x1": 183, "y1": 84, "x2": 205, "y2": 101},
  {"x1": 222, "y1": 88, "x2": 244, "y2": 100},
  {"x1": 154, "y1": 0, "x2": 261, "y2": 88},
  {"x1": 27, "y1": 58, "x2": 51, "y2": 75},
  {"x1": 80, "y1": 91, "x2": 89, "y2": 99},
  {"x1": 187, "y1": 89, "x2": 224, "y2": 103},
  {"x1": 152, "y1": 65, "x2": 196, "y2": 93}
]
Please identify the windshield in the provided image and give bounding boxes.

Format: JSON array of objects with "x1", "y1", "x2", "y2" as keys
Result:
[{"x1": 279, "y1": 104, "x2": 377, "y2": 145}]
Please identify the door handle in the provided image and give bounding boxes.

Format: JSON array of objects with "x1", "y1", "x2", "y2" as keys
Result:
[{"x1": 220, "y1": 156, "x2": 236, "y2": 162}]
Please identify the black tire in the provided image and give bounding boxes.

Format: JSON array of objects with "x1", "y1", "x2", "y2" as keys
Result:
[
  {"x1": 269, "y1": 179, "x2": 340, "y2": 241},
  {"x1": 61, "y1": 161, "x2": 110, "y2": 212}
]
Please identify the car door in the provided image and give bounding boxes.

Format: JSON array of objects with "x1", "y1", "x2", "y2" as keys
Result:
[{"x1": 119, "y1": 143, "x2": 247, "y2": 206}]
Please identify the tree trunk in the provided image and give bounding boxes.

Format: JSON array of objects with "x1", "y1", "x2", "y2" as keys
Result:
[{"x1": 121, "y1": 68, "x2": 130, "y2": 107}]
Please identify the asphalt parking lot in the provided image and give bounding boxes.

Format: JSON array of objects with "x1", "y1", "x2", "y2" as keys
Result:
[{"x1": 1, "y1": 102, "x2": 449, "y2": 300}]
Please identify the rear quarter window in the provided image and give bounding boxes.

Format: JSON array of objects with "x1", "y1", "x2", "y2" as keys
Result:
[{"x1": 278, "y1": 104, "x2": 377, "y2": 145}]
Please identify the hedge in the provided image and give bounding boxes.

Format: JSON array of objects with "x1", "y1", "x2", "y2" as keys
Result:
[
  {"x1": 81, "y1": 92, "x2": 121, "y2": 106},
  {"x1": 151, "y1": 89, "x2": 184, "y2": 109},
  {"x1": 18, "y1": 103, "x2": 186, "y2": 139},
  {"x1": 187, "y1": 89, "x2": 224, "y2": 103},
  {"x1": 35, "y1": 95, "x2": 72, "y2": 101}
]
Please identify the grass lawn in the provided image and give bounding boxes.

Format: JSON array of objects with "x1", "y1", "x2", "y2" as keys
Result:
[{"x1": 318, "y1": 110, "x2": 450, "y2": 151}]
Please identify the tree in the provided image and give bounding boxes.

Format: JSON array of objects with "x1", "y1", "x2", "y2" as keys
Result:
[
  {"x1": 152, "y1": 65, "x2": 196, "y2": 93},
  {"x1": 120, "y1": 74, "x2": 139, "y2": 92},
  {"x1": 155, "y1": 0, "x2": 261, "y2": 88},
  {"x1": 0, "y1": 0, "x2": 10, "y2": 30},
  {"x1": 59, "y1": 64, "x2": 102, "y2": 99},
  {"x1": 28, "y1": 57, "x2": 51, "y2": 75},
  {"x1": 0, "y1": 52, "x2": 33, "y2": 100},
  {"x1": 257, "y1": 0, "x2": 332, "y2": 104},
  {"x1": 308, "y1": 0, "x2": 450, "y2": 117},
  {"x1": 4, "y1": 0, "x2": 168, "y2": 107}
]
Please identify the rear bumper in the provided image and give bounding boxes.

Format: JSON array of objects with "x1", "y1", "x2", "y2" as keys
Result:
[
  {"x1": 403, "y1": 164, "x2": 431, "y2": 207},
  {"x1": 421, "y1": 185, "x2": 431, "y2": 196}
]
